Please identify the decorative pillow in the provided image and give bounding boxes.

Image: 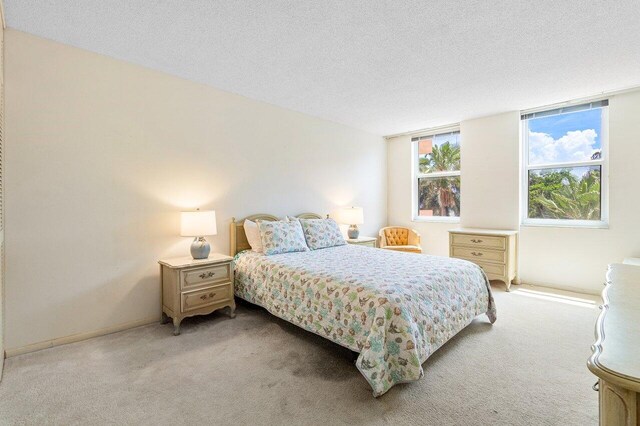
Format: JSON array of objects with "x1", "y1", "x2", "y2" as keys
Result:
[
  {"x1": 257, "y1": 219, "x2": 310, "y2": 255},
  {"x1": 243, "y1": 219, "x2": 263, "y2": 253},
  {"x1": 298, "y1": 218, "x2": 346, "y2": 250}
]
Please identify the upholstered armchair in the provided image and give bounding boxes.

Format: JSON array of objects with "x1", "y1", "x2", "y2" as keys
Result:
[{"x1": 378, "y1": 227, "x2": 423, "y2": 253}]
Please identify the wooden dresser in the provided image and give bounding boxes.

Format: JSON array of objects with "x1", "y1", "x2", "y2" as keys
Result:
[
  {"x1": 159, "y1": 254, "x2": 236, "y2": 335},
  {"x1": 588, "y1": 263, "x2": 640, "y2": 426},
  {"x1": 448, "y1": 228, "x2": 519, "y2": 291}
]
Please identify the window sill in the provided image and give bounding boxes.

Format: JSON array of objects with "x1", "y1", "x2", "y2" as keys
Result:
[
  {"x1": 412, "y1": 216, "x2": 460, "y2": 224},
  {"x1": 521, "y1": 219, "x2": 609, "y2": 229}
]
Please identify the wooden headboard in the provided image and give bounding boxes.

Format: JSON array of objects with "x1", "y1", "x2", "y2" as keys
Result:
[{"x1": 229, "y1": 213, "x2": 325, "y2": 256}]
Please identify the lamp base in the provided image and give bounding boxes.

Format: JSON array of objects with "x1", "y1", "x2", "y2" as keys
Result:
[
  {"x1": 190, "y1": 237, "x2": 211, "y2": 259},
  {"x1": 348, "y1": 224, "x2": 360, "y2": 239}
]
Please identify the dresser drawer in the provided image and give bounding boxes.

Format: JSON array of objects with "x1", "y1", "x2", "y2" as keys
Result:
[
  {"x1": 181, "y1": 264, "x2": 231, "y2": 290},
  {"x1": 181, "y1": 283, "x2": 232, "y2": 313},
  {"x1": 473, "y1": 261, "x2": 506, "y2": 277},
  {"x1": 451, "y1": 234, "x2": 506, "y2": 250},
  {"x1": 452, "y1": 246, "x2": 506, "y2": 264}
]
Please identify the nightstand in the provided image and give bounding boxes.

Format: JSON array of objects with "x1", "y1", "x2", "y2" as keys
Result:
[
  {"x1": 159, "y1": 254, "x2": 235, "y2": 335},
  {"x1": 346, "y1": 236, "x2": 377, "y2": 248}
]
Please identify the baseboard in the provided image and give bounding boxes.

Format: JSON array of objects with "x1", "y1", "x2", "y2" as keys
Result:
[
  {"x1": 3, "y1": 281, "x2": 599, "y2": 358},
  {"x1": 515, "y1": 280, "x2": 601, "y2": 297},
  {"x1": 5, "y1": 316, "x2": 159, "y2": 358}
]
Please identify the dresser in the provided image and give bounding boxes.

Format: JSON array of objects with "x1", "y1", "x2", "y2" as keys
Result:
[
  {"x1": 346, "y1": 237, "x2": 377, "y2": 247},
  {"x1": 588, "y1": 264, "x2": 640, "y2": 426},
  {"x1": 448, "y1": 228, "x2": 519, "y2": 291},
  {"x1": 159, "y1": 254, "x2": 235, "y2": 335}
]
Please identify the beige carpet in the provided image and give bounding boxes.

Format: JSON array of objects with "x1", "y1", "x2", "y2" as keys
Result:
[{"x1": 0, "y1": 285, "x2": 600, "y2": 425}]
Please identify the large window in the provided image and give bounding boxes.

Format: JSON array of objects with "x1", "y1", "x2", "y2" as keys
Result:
[
  {"x1": 413, "y1": 129, "x2": 461, "y2": 221},
  {"x1": 521, "y1": 100, "x2": 608, "y2": 227}
]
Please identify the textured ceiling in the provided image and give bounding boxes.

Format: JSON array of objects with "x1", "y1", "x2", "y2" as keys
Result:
[{"x1": 5, "y1": 1, "x2": 640, "y2": 135}]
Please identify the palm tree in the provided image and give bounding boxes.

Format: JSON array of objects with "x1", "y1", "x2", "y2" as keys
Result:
[
  {"x1": 528, "y1": 168, "x2": 601, "y2": 220},
  {"x1": 418, "y1": 141, "x2": 460, "y2": 216},
  {"x1": 427, "y1": 141, "x2": 460, "y2": 173}
]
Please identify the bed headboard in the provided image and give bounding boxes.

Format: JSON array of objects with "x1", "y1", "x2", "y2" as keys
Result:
[{"x1": 229, "y1": 212, "x2": 325, "y2": 256}]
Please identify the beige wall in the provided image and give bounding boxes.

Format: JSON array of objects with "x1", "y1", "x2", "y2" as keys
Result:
[
  {"x1": 519, "y1": 90, "x2": 640, "y2": 293},
  {"x1": 459, "y1": 111, "x2": 520, "y2": 230},
  {"x1": 4, "y1": 30, "x2": 387, "y2": 351},
  {"x1": 387, "y1": 90, "x2": 640, "y2": 294},
  {"x1": 0, "y1": 11, "x2": 5, "y2": 374},
  {"x1": 387, "y1": 111, "x2": 520, "y2": 257}
]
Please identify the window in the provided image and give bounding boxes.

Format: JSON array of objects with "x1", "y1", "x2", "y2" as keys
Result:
[
  {"x1": 521, "y1": 100, "x2": 608, "y2": 227},
  {"x1": 412, "y1": 129, "x2": 461, "y2": 221}
]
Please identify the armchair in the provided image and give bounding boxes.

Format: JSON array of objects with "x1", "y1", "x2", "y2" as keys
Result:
[{"x1": 378, "y1": 226, "x2": 423, "y2": 253}]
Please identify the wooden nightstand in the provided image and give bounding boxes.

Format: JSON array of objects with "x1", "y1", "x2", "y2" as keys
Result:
[
  {"x1": 159, "y1": 254, "x2": 235, "y2": 335},
  {"x1": 346, "y1": 237, "x2": 377, "y2": 248}
]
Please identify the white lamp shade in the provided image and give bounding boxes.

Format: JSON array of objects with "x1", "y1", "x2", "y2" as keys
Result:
[
  {"x1": 338, "y1": 207, "x2": 364, "y2": 225},
  {"x1": 181, "y1": 210, "x2": 217, "y2": 236}
]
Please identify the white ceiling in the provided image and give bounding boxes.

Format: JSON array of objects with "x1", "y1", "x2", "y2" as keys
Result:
[{"x1": 5, "y1": 1, "x2": 640, "y2": 136}]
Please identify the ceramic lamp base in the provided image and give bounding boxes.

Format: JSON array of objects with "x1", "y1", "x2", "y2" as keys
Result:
[
  {"x1": 348, "y1": 224, "x2": 360, "y2": 239},
  {"x1": 190, "y1": 237, "x2": 211, "y2": 259}
]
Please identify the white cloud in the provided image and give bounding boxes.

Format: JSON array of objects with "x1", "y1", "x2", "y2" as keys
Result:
[{"x1": 529, "y1": 129, "x2": 599, "y2": 165}]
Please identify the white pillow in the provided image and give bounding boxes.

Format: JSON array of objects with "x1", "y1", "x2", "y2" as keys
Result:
[{"x1": 243, "y1": 219, "x2": 263, "y2": 253}]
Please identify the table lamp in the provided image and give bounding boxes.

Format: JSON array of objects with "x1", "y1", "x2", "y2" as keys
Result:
[
  {"x1": 181, "y1": 209, "x2": 217, "y2": 259},
  {"x1": 340, "y1": 207, "x2": 364, "y2": 239}
]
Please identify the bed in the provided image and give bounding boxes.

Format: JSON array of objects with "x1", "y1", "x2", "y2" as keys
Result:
[{"x1": 230, "y1": 213, "x2": 497, "y2": 396}]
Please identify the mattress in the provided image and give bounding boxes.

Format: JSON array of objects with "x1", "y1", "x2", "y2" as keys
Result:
[{"x1": 234, "y1": 244, "x2": 496, "y2": 396}]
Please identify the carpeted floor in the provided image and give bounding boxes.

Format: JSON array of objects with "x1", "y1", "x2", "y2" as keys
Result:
[{"x1": 0, "y1": 285, "x2": 600, "y2": 425}]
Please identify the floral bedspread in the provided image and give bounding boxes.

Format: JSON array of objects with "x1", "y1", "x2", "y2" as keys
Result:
[{"x1": 233, "y1": 244, "x2": 496, "y2": 396}]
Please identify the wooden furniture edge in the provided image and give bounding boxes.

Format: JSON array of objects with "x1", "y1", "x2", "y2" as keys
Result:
[
  {"x1": 158, "y1": 254, "x2": 233, "y2": 269},
  {"x1": 588, "y1": 270, "x2": 640, "y2": 393},
  {"x1": 297, "y1": 212, "x2": 326, "y2": 220},
  {"x1": 448, "y1": 228, "x2": 519, "y2": 236}
]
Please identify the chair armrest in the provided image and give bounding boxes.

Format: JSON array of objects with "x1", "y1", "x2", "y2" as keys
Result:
[
  {"x1": 378, "y1": 230, "x2": 388, "y2": 248},
  {"x1": 407, "y1": 230, "x2": 421, "y2": 246}
]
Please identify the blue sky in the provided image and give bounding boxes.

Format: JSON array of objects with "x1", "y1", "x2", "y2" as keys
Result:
[
  {"x1": 527, "y1": 108, "x2": 603, "y2": 165},
  {"x1": 529, "y1": 108, "x2": 602, "y2": 149}
]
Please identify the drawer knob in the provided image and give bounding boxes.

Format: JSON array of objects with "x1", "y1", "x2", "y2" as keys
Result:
[
  {"x1": 199, "y1": 271, "x2": 216, "y2": 279},
  {"x1": 592, "y1": 381, "x2": 599, "y2": 392},
  {"x1": 471, "y1": 252, "x2": 483, "y2": 257},
  {"x1": 471, "y1": 239, "x2": 483, "y2": 243},
  {"x1": 199, "y1": 292, "x2": 216, "y2": 300}
]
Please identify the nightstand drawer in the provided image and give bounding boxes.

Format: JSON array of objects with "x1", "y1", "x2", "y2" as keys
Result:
[
  {"x1": 181, "y1": 283, "x2": 232, "y2": 313},
  {"x1": 451, "y1": 234, "x2": 506, "y2": 250},
  {"x1": 181, "y1": 264, "x2": 230, "y2": 290},
  {"x1": 346, "y1": 237, "x2": 377, "y2": 248},
  {"x1": 452, "y1": 246, "x2": 506, "y2": 264},
  {"x1": 473, "y1": 261, "x2": 506, "y2": 277},
  {"x1": 355, "y1": 240, "x2": 376, "y2": 247}
]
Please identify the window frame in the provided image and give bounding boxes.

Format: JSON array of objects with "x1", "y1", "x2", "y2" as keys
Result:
[
  {"x1": 520, "y1": 101, "x2": 609, "y2": 229},
  {"x1": 412, "y1": 125, "x2": 461, "y2": 223}
]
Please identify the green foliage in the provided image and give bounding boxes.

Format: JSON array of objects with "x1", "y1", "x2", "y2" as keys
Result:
[
  {"x1": 418, "y1": 141, "x2": 460, "y2": 216},
  {"x1": 528, "y1": 168, "x2": 601, "y2": 220},
  {"x1": 419, "y1": 141, "x2": 460, "y2": 173}
]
